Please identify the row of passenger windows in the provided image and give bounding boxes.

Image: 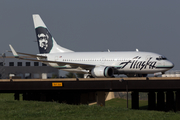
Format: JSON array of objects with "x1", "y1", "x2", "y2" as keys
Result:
[
  {"x1": 62, "y1": 59, "x2": 130, "y2": 62},
  {"x1": 0, "y1": 62, "x2": 47, "y2": 67}
]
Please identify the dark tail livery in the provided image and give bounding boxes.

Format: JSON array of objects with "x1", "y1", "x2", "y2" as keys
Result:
[{"x1": 33, "y1": 14, "x2": 73, "y2": 54}]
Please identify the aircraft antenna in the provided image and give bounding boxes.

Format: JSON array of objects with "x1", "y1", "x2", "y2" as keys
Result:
[{"x1": 136, "y1": 49, "x2": 139, "y2": 52}]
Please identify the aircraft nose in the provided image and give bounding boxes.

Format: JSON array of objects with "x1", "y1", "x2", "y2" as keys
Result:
[{"x1": 166, "y1": 61, "x2": 174, "y2": 69}]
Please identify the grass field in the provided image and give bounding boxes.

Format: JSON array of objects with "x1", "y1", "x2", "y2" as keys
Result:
[{"x1": 0, "y1": 94, "x2": 180, "y2": 120}]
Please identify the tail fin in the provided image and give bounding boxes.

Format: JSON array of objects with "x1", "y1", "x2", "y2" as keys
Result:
[{"x1": 32, "y1": 14, "x2": 73, "y2": 54}]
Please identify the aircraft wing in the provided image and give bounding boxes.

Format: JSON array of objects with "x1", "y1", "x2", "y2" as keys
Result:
[
  {"x1": 18, "y1": 57, "x2": 95, "y2": 69},
  {"x1": 9, "y1": 44, "x2": 95, "y2": 69},
  {"x1": 12, "y1": 52, "x2": 47, "y2": 58}
]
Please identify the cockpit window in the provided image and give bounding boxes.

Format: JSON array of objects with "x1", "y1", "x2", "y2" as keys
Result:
[{"x1": 156, "y1": 56, "x2": 167, "y2": 60}]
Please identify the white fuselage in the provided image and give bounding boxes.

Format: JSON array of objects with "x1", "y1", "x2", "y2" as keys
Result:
[{"x1": 43, "y1": 51, "x2": 174, "y2": 75}]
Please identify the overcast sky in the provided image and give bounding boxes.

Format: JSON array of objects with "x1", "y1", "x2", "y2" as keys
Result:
[{"x1": 0, "y1": 0, "x2": 180, "y2": 74}]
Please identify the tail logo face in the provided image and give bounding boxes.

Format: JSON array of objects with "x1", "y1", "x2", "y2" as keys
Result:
[
  {"x1": 35, "y1": 27, "x2": 53, "y2": 54},
  {"x1": 38, "y1": 33, "x2": 49, "y2": 50}
]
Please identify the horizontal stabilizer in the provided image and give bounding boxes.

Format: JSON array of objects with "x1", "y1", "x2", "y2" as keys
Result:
[
  {"x1": 9, "y1": 45, "x2": 19, "y2": 58},
  {"x1": 9, "y1": 45, "x2": 47, "y2": 59}
]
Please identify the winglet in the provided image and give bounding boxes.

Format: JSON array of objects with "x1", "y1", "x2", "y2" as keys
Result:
[{"x1": 9, "y1": 45, "x2": 19, "y2": 58}]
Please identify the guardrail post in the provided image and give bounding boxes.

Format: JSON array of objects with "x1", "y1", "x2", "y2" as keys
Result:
[
  {"x1": 131, "y1": 91, "x2": 139, "y2": 109},
  {"x1": 23, "y1": 93, "x2": 27, "y2": 100},
  {"x1": 175, "y1": 91, "x2": 180, "y2": 111},
  {"x1": 148, "y1": 92, "x2": 156, "y2": 110},
  {"x1": 166, "y1": 91, "x2": 175, "y2": 111},
  {"x1": 14, "y1": 93, "x2": 19, "y2": 100},
  {"x1": 80, "y1": 92, "x2": 89, "y2": 104},
  {"x1": 157, "y1": 91, "x2": 165, "y2": 111},
  {"x1": 96, "y1": 91, "x2": 105, "y2": 106},
  {"x1": 40, "y1": 93, "x2": 47, "y2": 101}
]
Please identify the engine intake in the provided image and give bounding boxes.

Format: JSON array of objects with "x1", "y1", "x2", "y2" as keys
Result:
[{"x1": 91, "y1": 66, "x2": 114, "y2": 78}]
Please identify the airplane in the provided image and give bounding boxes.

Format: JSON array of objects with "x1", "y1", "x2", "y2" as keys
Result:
[{"x1": 9, "y1": 14, "x2": 174, "y2": 78}]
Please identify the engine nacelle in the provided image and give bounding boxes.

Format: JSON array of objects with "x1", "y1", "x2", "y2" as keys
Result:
[{"x1": 91, "y1": 66, "x2": 114, "y2": 78}]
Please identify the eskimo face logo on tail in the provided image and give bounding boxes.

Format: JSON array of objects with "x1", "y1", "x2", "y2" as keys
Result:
[
  {"x1": 38, "y1": 33, "x2": 49, "y2": 50},
  {"x1": 35, "y1": 27, "x2": 53, "y2": 54}
]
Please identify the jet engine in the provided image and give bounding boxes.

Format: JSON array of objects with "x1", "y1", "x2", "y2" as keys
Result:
[{"x1": 91, "y1": 66, "x2": 114, "y2": 78}]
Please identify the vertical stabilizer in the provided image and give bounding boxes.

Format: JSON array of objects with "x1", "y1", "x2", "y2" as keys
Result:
[{"x1": 32, "y1": 14, "x2": 73, "y2": 54}]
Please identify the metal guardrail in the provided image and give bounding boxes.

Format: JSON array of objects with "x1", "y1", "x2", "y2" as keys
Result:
[
  {"x1": 2, "y1": 77, "x2": 180, "y2": 82},
  {"x1": 0, "y1": 77, "x2": 179, "y2": 92}
]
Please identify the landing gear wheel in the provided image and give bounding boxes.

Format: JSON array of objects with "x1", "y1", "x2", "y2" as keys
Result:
[{"x1": 86, "y1": 75, "x2": 93, "y2": 78}]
